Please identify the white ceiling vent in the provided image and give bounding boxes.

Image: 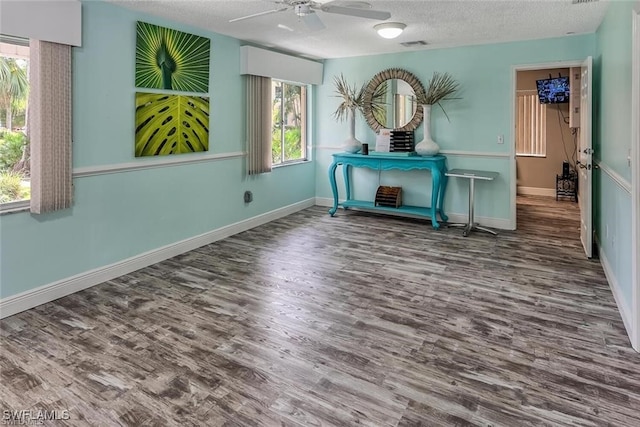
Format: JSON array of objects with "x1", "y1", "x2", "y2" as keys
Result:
[
  {"x1": 572, "y1": 0, "x2": 599, "y2": 4},
  {"x1": 400, "y1": 40, "x2": 428, "y2": 48}
]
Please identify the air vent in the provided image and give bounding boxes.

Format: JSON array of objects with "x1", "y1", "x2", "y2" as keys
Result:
[
  {"x1": 572, "y1": 0, "x2": 598, "y2": 4},
  {"x1": 400, "y1": 40, "x2": 428, "y2": 47}
]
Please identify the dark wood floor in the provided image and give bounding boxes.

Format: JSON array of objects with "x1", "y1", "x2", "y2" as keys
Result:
[{"x1": 2, "y1": 196, "x2": 639, "y2": 426}]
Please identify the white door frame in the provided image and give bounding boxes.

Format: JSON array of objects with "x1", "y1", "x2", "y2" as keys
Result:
[
  {"x1": 579, "y1": 57, "x2": 594, "y2": 258},
  {"x1": 510, "y1": 61, "x2": 585, "y2": 230},
  {"x1": 631, "y1": 2, "x2": 640, "y2": 351}
]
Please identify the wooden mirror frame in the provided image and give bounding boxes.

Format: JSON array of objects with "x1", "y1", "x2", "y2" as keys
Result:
[{"x1": 362, "y1": 68, "x2": 427, "y2": 132}]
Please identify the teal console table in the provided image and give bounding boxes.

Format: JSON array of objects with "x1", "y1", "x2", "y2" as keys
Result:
[{"x1": 328, "y1": 153, "x2": 449, "y2": 229}]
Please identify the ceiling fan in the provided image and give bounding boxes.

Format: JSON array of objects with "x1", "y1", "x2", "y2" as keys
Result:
[{"x1": 229, "y1": 1, "x2": 392, "y2": 32}]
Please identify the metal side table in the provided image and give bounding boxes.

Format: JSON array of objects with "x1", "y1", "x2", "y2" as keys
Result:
[{"x1": 445, "y1": 169, "x2": 499, "y2": 237}]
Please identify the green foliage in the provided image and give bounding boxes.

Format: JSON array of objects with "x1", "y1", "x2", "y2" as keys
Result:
[
  {"x1": 0, "y1": 58, "x2": 28, "y2": 94},
  {"x1": 0, "y1": 130, "x2": 27, "y2": 171},
  {"x1": 282, "y1": 84, "x2": 302, "y2": 127},
  {"x1": 272, "y1": 81, "x2": 305, "y2": 165},
  {"x1": 0, "y1": 57, "x2": 29, "y2": 131},
  {"x1": 272, "y1": 128, "x2": 302, "y2": 165},
  {"x1": 0, "y1": 170, "x2": 28, "y2": 203},
  {"x1": 135, "y1": 22, "x2": 210, "y2": 92},
  {"x1": 135, "y1": 93, "x2": 209, "y2": 157},
  {"x1": 284, "y1": 128, "x2": 302, "y2": 161},
  {"x1": 272, "y1": 130, "x2": 282, "y2": 165}
]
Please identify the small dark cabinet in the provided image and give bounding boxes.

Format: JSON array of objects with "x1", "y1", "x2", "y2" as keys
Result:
[{"x1": 556, "y1": 172, "x2": 578, "y2": 202}]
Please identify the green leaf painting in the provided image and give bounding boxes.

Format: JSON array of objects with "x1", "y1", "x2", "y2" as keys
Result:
[
  {"x1": 135, "y1": 92, "x2": 210, "y2": 157},
  {"x1": 135, "y1": 22, "x2": 210, "y2": 92}
]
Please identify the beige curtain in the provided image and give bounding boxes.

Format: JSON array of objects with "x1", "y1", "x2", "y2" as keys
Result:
[
  {"x1": 246, "y1": 75, "x2": 272, "y2": 175},
  {"x1": 28, "y1": 39, "x2": 73, "y2": 214},
  {"x1": 516, "y1": 94, "x2": 546, "y2": 156}
]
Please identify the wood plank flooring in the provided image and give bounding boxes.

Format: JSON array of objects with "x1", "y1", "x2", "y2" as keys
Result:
[{"x1": 1, "y1": 196, "x2": 639, "y2": 426}]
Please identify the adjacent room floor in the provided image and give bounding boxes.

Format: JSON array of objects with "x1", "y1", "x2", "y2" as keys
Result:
[{"x1": 1, "y1": 197, "x2": 639, "y2": 426}]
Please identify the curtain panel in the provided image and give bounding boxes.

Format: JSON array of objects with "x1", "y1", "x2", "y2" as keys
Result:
[
  {"x1": 246, "y1": 75, "x2": 272, "y2": 175},
  {"x1": 29, "y1": 39, "x2": 73, "y2": 214}
]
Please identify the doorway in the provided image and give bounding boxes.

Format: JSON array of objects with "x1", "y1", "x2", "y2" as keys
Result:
[{"x1": 511, "y1": 60, "x2": 592, "y2": 258}]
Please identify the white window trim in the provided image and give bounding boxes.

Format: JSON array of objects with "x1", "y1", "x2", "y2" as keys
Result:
[
  {"x1": 271, "y1": 80, "x2": 308, "y2": 166},
  {"x1": 0, "y1": 36, "x2": 30, "y2": 212},
  {"x1": 272, "y1": 159, "x2": 310, "y2": 169},
  {"x1": 0, "y1": 199, "x2": 29, "y2": 215},
  {"x1": 516, "y1": 153, "x2": 547, "y2": 158}
]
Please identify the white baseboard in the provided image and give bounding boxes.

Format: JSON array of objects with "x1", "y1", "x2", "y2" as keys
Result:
[
  {"x1": 315, "y1": 197, "x2": 512, "y2": 230},
  {"x1": 0, "y1": 198, "x2": 315, "y2": 319},
  {"x1": 599, "y1": 247, "x2": 634, "y2": 341},
  {"x1": 517, "y1": 186, "x2": 556, "y2": 197},
  {"x1": 314, "y1": 197, "x2": 335, "y2": 207}
]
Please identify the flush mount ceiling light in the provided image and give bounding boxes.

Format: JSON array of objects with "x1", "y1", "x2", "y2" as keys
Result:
[{"x1": 374, "y1": 22, "x2": 406, "y2": 39}]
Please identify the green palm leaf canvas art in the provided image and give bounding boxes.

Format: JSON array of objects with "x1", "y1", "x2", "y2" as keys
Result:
[
  {"x1": 135, "y1": 22, "x2": 210, "y2": 92},
  {"x1": 135, "y1": 92, "x2": 210, "y2": 157}
]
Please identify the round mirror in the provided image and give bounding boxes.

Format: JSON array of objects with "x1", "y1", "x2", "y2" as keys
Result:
[{"x1": 363, "y1": 68, "x2": 427, "y2": 132}]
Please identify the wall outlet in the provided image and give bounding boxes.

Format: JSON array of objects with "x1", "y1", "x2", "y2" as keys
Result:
[
  {"x1": 497, "y1": 134, "x2": 504, "y2": 144},
  {"x1": 244, "y1": 191, "x2": 253, "y2": 203}
]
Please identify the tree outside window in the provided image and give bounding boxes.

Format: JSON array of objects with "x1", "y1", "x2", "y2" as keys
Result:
[
  {"x1": 0, "y1": 42, "x2": 30, "y2": 204},
  {"x1": 272, "y1": 80, "x2": 306, "y2": 165}
]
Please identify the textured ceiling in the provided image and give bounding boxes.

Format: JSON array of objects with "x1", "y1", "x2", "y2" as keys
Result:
[{"x1": 110, "y1": 0, "x2": 611, "y2": 59}]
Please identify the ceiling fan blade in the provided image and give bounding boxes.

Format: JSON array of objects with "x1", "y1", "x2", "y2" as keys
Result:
[
  {"x1": 302, "y1": 12, "x2": 326, "y2": 31},
  {"x1": 229, "y1": 7, "x2": 289, "y2": 23},
  {"x1": 320, "y1": 4, "x2": 391, "y2": 20},
  {"x1": 278, "y1": 24, "x2": 295, "y2": 32}
]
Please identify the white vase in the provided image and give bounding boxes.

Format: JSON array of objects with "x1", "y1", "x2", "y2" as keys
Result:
[
  {"x1": 342, "y1": 108, "x2": 361, "y2": 153},
  {"x1": 415, "y1": 104, "x2": 440, "y2": 156}
]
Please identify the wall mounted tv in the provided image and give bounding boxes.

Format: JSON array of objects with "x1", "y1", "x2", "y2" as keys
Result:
[{"x1": 536, "y1": 76, "x2": 570, "y2": 104}]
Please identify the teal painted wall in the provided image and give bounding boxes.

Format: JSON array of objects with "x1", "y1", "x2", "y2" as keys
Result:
[
  {"x1": 595, "y1": 0, "x2": 634, "y2": 181},
  {"x1": 597, "y1": 170, "x2": 633, "y2": 301},
  {"x1": 0, "y1": 1, "x2": 315, "y2": 299},
  {"x1": 314, "y1": 36, "x2": 595, "y2": 222},
  {"x1": 2, "y1": 0, "x2": 633, "y2": 314},
  {"x1": 594, "y1": 0, "x2": 635, "y2": 308}
]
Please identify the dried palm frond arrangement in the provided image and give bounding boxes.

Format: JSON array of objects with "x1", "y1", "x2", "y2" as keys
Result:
[
  {"x1": 332, "y1": 73, "x2": 387, "y2": 122},
  {"x1": 332, "y1": 74, "x2": 364, "y2": 122},
  {"x1": 367, "y1": 80, "x2": 389, "y2": 126},
  {"x1": 417, "y1": 72, "x2": 461, "y2": 121}
]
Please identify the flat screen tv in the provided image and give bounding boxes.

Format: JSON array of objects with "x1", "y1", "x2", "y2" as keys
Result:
[{"x1": 536, "y1": 76, "x2": 570, "y2": 104}]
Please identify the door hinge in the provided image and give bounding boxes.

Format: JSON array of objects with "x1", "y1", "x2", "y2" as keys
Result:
[{"x1": 577, "y1": 160, "x2": 592, "y2": 170}]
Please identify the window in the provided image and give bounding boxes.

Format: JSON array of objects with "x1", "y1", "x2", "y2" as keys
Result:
[
  {"x1": 0, "y1": 37, "x2": 30, "y2": 208},
  {"x1": 516, "y1": 93, "x2": 547, "y2": 157},
  {"x1": 1, "y1": 37, "x2": 73, "y2": 214},
  {"x1": 271, "y1": 80, "x2": 307, "y2": 166}
]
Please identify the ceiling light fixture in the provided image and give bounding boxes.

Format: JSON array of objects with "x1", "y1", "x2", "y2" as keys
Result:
[{"x1": 374, "y1": 22, "x2": 406, "y2": 39}]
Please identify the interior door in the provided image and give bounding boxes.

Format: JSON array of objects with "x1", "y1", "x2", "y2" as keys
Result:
[{"x1": 578, "y1": 56, "x2": 593, "y2": 258}]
